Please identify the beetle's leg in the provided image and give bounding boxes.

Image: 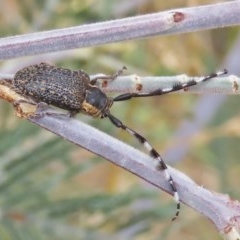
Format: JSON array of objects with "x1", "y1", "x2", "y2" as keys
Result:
[{"x1": 90, "y1": 66, "x2": 127, "y2": 85}]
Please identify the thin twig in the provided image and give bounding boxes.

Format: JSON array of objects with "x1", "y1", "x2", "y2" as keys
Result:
[
  {"x1": 91, "y1": 74, "x2": 240, "y2": 95},
  {"x1": 1, "y1": 73, "x2": 239, "y2": 95}
]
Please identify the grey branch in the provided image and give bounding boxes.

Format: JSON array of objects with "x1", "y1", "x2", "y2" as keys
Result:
[
  {"x1": 28, "y1": 111, "x2": 240, "y2": 239},
  {"x1": 0, "y1": 1, "x2": 239, "y2": 59}
]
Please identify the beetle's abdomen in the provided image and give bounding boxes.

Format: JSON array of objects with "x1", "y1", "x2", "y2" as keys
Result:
[{"x1": 13, "y1": 63, "x2": 90, "y2": 111}]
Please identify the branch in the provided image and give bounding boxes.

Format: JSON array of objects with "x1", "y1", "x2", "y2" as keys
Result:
[
  {"x1": 1, "y1": 73, "x2": 239, "y2": 95},
  {"x1": 0, "y1": 1, "x2": 239, "y2": 59},
  {"x1": 0, "y1": 78, "x2": 240, "y2": 239},
  {"x1": 91, "y1": 73, "x2": 240, "y2": 95}
]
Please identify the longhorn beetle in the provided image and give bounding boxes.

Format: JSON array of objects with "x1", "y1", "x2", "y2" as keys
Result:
[{"x1": 6, "y1": 63, "x2": 227, "y2": 221}]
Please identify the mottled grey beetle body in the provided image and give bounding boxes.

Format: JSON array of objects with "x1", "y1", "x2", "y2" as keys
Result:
[{"x1": 13, "y1": 63, "x2": 113, "y2": 118}]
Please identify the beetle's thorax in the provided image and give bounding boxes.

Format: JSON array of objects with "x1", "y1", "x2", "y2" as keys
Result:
[{"x1": 81, "y1": 85, "x2": 113, "y2": 118}]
